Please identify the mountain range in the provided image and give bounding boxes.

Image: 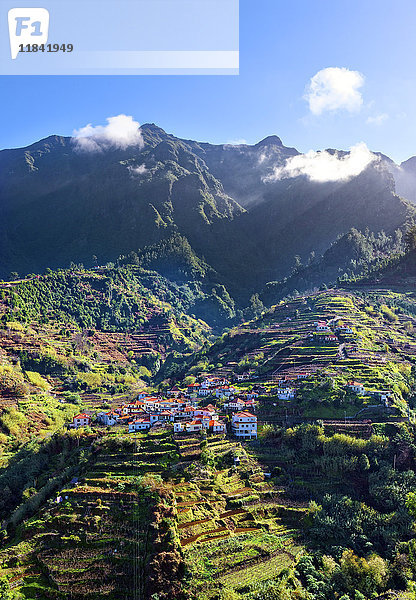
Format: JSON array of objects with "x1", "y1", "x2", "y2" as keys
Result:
[{"x1": 1, "y1": 123, "x2": 416, "y2": 306}]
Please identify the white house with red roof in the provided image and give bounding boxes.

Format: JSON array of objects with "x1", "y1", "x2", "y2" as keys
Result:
[
  {"x1": 316, "y1": 321, "x2": 331, "y2": 332},
  {"x1": 129, "y1": 418, "x2": 151, "y2": 432},
  {"x1": 174, "y1": 418, "x2": 226, "y2": 434},
  {"x1": 231, "y1": 412, "x2": 257, "y2": 439},
  {"x1": 215, "y1": 386, "x2": 236, "y2": 399},
  {"x1": 159, "y1": 410, "x2": 175, "y2": 422},
  {"x1": 209, "y1": 419, "x2": 226, "y2": 433},
  {"x1": 186, "y1": 419, "x2": 204, "y2": 432},
  {"x1": 224, "y1": 398, "x2": 246, "y2": 411},
  {"x1": 193, "y1": 405, "x2": 219, "y2": 420},
  {"x1": 324, "y1": 334, "x2": 338, "y2": 342},
  {"x1": 72, "y1": 413, "x2": 91, "y2": 428},
  {"x1": 347, "y1": 381, "x2": 366, "y2": 394}
]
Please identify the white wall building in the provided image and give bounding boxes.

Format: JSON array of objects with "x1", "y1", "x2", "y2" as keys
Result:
[
  {"x1": 347, "y1": 381, "x2": 366, "y2": 394},
  {"x1": 276, "y1": 388, "x2": 295, "y2": 400},
  {"x1": 231, "y1": 412, "x2": 257, "y2": 439},
  {"x1": 72, "y1": 413, "x2": 91, "y2": 428},
  {"x1": 129, "y1": 419, "x2": 151, "y2": 432}
]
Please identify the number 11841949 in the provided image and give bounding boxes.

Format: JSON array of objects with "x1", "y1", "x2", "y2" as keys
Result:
[{"x1": 18, "y1": 43, "x2": 73, "y2": 53}]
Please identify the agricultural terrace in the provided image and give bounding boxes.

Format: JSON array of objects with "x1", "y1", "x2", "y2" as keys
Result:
[
  {"x1": 195, "y1": 291, "x2": 416, "y2": 422},
  {"x1": 174, "y1": 433, "x2": 305, "y2": 599},
  {"x1": 0, "y1": 430, "x2": 184, "y2": 600},
  {"x1": 0, "y1": 429, "x2": 306, "y2": 600}
]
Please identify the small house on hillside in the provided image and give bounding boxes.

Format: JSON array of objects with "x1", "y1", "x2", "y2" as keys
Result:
[
  {"x1": 97, "y1": 411, "x2": 119, "y2": 426},
  {"x1": 209, "y1": 420, "x2": 226, "y2": 433},
  {"x1": 129, "y1": 419, "x2": 151, "y2": 432},
  {"x1": 72, "y1": 413, "x2": 91, "y2": 428},
  {"x1": 337, "y1": 325, "x2": 354, "y2": 335},
  {"x1": 235, "y1": 372, "x2": 250, "y2": 381},
  {"x1": 347, "y1": 381, "x2": 366, "y2": 395},
  {"x1": 276, "y1": 388, "x2": 295, "y2": 400},
  {"x1": 187, "y1": 420, "x2": 204, "y2": 432},
  {"x1": 316, "y1": 321, "x2": 331, "y2": 332}
]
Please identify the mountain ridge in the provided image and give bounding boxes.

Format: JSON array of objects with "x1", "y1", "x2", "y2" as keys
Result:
[{"x1": 1, "y1": 123, "x2": 416, "y2": 303}]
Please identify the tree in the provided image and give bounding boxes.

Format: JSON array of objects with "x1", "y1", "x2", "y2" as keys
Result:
[
  {"x1": 405, "y1": 225, "x2": 416, "y2": 252},
  {"x1": 406, "y1": 491, "x2": 416, "y2": 518},
  {"x1": 0, "y1": 577, "x2": 12, "y2": 600},
  {"x1": 249, "y1": 294, "x2": 264, "y2": 317},
  {"x1": 359, "y1": 453, "x2": 370, "y2": 472}
]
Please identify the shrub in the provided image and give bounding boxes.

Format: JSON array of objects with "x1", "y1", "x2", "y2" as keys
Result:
[{"x1": 25, "y1": 371, "x2": 50, "y2": 390}]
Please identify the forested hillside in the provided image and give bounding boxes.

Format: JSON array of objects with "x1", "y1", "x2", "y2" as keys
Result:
[{"x1": 1, "y1": 124, "x2": 416, "y2": 300}]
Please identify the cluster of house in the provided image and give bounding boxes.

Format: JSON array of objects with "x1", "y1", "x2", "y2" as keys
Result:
[
  {"x1": 312, "y1": 318, "x2": 355, "y2": 341},
  {"x1": 347, "y1": 381, "x2": 392, "y2": 403},
  {"x1": 270, "y1": 371, "x2": 311, "y2": 399},
  {"x1": 69, "y1": 375, "x2": 259, "y2": 439}
]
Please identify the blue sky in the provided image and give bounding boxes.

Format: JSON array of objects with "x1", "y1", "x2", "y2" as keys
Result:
[{"x1": 2, "y1": 0, "x2": 416, "y2": 162}]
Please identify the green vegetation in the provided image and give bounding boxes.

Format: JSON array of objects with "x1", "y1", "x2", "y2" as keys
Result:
[
  {"x1": 1, "y1": 267, "x2": 211, "y2": 346},
  {"x1": 261, "y1": 228, "x2": 406, "y2": 304},
  {"x1": 2, "y1": 266, "x2": 416, "y2": 598},
  {"x1": 0, "y1": 431, "x2": 187, "y2": 599}
]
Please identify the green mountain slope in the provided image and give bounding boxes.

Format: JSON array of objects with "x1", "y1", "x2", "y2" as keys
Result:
[
  {"x1": 0, "y1": 125, "x2": 243, "y2": 279},
  {"x1": 170, "y1": 289, "x2": 416, "y2": 420},
  {"x1": 1, "y1": 125, "x2": 416, "y2": 300},
  {"x1": 1, "y1": 287, "x2": 416, "y2": 599},
  {"x1": 260, "y1": 228, "x2": 406, "y2": 304}
]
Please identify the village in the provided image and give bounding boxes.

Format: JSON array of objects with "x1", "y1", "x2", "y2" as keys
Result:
[
  {"x1": 0, "y1": 287, "x2": 415, "y2": 600},
  {"x1": 70, "y1": 375, "x2": 259, "y2": 439},
  {"x1": 68, "y1": 309, "x2": 399, "y2": 438}
]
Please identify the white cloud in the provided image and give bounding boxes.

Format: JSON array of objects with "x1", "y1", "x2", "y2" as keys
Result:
[
  {"x1": 265, "y1": 142, "x2": 376, "y2": 183},
  {"x1": 73, "y1": 114, "x2": 144, "y2": 152},
  {"x1": 366, "y1": 113, "x2": 389, "y2": 126},
  {"x1": 129, "y1": 164, "x2": 147, "y2": 176},
  {"x1": 305, "y1": 67, "x2": 365, "y2": 115}
]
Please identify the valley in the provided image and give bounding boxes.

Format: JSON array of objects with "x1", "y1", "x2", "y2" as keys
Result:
[
  {"x1": 0, "y1": 261, "x2": 416, "y2": 598},
  {"x1": 3, "y1": 2, "x2": 416, "y2": 595}
]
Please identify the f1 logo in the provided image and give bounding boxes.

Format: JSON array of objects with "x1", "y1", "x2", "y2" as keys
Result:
[{"x1": 8, "y1": 8, "x2": 49, "y2": 59}]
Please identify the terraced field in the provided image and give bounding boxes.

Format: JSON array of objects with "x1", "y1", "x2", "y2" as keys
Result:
[
  {"x1": 0, "y1": 429, "x2": 305, "y2": 600},
  {"x1": 0, "y1": 431, "x2": 180, "y2": 599},
  {"x1": 216, "y1": 291, "x2": 416, "y2": 422},
  {"x1": 174, "y1": 435, "x2": 305, "y2": 599}
]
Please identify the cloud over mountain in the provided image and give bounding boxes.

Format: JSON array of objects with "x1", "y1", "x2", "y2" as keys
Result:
[
  {"x1": 73, "y1": 114, "x2": 144, "y2": 152},
  {"x1": 265, "y1": 142, "x2": 376, "y2": 183}
]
